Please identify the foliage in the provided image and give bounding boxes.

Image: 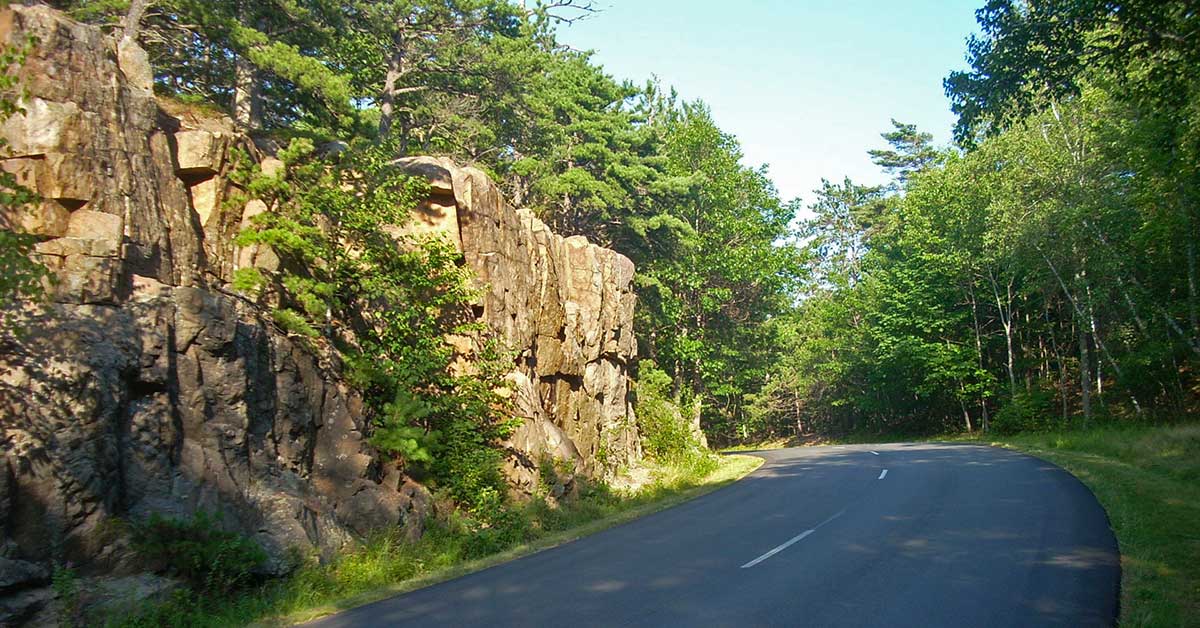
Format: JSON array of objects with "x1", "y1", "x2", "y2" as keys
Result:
[
  {"x1": 945, "y1": 0, "x2": 1200, "y2": 146},
  {"x1": 990, "y1": 388, "x2": 1058, "y2": 435},
  {"x1": 103, "y1": 455, "x2": 759, "y2": 627},
  {"x1": 632, "y1": 101, "x2": 801, "y2": 445},
  {"x1": 271, "y1": 308, "x2": 319, "y2": 338},
  {"x1": 0, "y1": 40, "x2": 49, "y2": 325},
  {"x1": 130, "y1": 511, "x2": 267, "y2": 594},
  {"x1": 234, "y1": 137, "x2": 515, "y2": 515},
  {"x1": 635, "y1": 362, "x2": 706, "y2": 465},
  {"x1": 52, "y1": 565, "x2": 83, "y2": 627},
  {"x1": 754, "y1": 0, "x2": 1200, "y2": 442}
]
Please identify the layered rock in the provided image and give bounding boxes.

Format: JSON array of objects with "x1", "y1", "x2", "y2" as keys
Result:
[
  {"x1": 0, "y1": 6, "x2": 429, "y2": 618},
  {"x1": 0, "y1": 5, "x2": 641, "y2": 619},
  {"x1": 394, "y1": 157, "x2": 642, "y2": 494}
]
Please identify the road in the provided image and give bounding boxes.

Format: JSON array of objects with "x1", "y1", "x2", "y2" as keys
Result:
[{"x1": 304, "y1": 443, "x2": 1119, "y2": 627}]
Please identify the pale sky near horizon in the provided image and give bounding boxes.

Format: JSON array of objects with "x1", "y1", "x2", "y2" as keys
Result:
[{"x1": 556, "y1": 0, "x2": 983, "y2": 211}]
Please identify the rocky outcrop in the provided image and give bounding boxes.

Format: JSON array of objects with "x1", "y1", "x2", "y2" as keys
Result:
[
  {"x1": 0, "y1": 4, "x2": 641, "y2": 615},
  {"x1": 394, "y1": 157, "x2": 642, "y2": 495},
  {"x1": 0, "y1": 5, "x2": 431, "y2": 612}
]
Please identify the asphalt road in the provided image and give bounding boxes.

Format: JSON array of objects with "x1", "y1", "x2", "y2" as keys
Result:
[{"x1": 304, "y1": 443, "x2": 1119, "y2": 627}]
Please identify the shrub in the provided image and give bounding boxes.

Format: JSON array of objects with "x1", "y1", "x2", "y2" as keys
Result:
[
  {"x1": 992, "y1": 387, "x2": 1059, "y2": 435},
  {"x1": 130, "y1": 511, "x2": 267, "y2": 594},
  {"x1": 236, "y1": 139, "x2": 517, "y2": 517},
  {"x1": 272, "y1": 308, "x2": 319, "y2": 338},
  {"x1": 635, "y1": 362, "x2": 707, "y2": 464},
  {"x1": 461, "y1": 490, "x2": 530, "y2": 559}
]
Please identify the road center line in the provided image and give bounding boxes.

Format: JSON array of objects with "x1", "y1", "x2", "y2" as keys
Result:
[
  {"x1": 740, "y1": 510, "x2": 845, "y2": 569},
  {"x1": 878, "y1": 469, "x2": 888, "y2": 480}
]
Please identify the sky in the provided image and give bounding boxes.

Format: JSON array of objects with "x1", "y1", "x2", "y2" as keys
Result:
[{"x1": 555, "y1": 0, "x2": 983, "y2": 210}]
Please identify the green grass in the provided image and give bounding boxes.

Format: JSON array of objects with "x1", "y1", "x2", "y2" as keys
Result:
[
  {"x1": 103, "y1": 454, "x2": 762, "y2": 627},
  {"x1": 987, "y1": 424, "x2": 1200, "y2": 628}
]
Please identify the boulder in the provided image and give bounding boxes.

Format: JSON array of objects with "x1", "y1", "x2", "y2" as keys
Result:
[
  {"x1": 174, "y1": 130, "x2": 227, "y2": 177},
  {"x1": 0, "y1": 558, "x2": 49, "y2": 594},
  {"x1": 116, "y1": 36, "x2": 153, "y2": 95}
]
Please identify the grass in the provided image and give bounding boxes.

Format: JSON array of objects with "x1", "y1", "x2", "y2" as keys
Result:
[
  {"x1": 727, "y1": 423, "x2": 1200, "y2": 627},
  {"x1": 986, "y1": 424, "x2": 1200, "y2": 628},
  {"x1": 103, "y1": 454, "x2": 762, "y2": 627}
]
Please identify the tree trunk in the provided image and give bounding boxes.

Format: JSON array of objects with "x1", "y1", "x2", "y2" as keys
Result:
[
  {"x1": 1086, "y1": 282, "x2": 1103, "y2": 399},
  {"x1": 1189, "y1": 236, "x2": 1199, "y2": 340},
  {"x1": 1047, "y1": 305, "x2": 1069, "y2": 426},
  {"x1": 1038, "y1": 246, "x2": 1140, "y2": 413},
  {"x1": 121, "y1": 0, "x2": 149, "y2": 41},
  {"x1": 1079, "y1": 321, "x2": 1092, "y2": 428},
  {"x1": 232, "y1": 54, "x2": 261, "y2": 129},
  {"x1": 968, "y1": 283, "x2": 990, "y2": 431},
  {"x1": 988, "y1": 270, "x2": 1018, "y2": 396},
  {"x1": 379, "y1": 31, "x2": 406, "y2": 139}
]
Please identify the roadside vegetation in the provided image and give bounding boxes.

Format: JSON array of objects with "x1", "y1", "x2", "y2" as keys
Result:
[{"x1": 99, "y1": 453, "x2": 760, "y2": 628}]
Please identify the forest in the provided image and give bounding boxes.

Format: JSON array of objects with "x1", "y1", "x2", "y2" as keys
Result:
[
  {"x1": 751, "y1": 0, "x2": 1200, "y2": 441},
  {"x1": 9, "y1": 0, "x2": 1199, "y2": 447}
]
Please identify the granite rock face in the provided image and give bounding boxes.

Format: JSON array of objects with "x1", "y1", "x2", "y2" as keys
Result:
[
  {"x1": 393, "y1": 157, "x2": 642, "y2": 493},
  {"x1": 0, "y1": 4, "x2": 641, "y2": 612},
  {"x1": 0, "y1": 5, "x2": 430, "y2": 603}
]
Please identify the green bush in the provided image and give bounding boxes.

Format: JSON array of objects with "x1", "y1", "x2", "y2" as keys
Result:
[
  {"x1": 635, "y1": 362, "x2": 707, "y2": 464},
  {"x1": 992, "y1": 387, "x2": 1059, "y2": 435},
  {"x1": 236, "y1": 139, "x2": 517, "y2": 515},
  {"x1": 131, "y1": 511, "x2": 267, "y2": 594},
  {"x1": 461, "y1": 492, "x2": 530, "y2": 559},
  {"x1": 271, "y1": 308, "x2": 319, "y2": 338}
]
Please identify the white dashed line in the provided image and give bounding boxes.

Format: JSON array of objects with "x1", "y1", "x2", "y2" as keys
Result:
[
  {"x1": 878, "y1": 469, "x2": 888, "y2": 480},
  {"x1": 740, "y1": 510, "x2": 846, "y2": 569}
]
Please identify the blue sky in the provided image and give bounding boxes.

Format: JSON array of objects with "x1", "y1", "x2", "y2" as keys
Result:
[{"x1": 555, "y1": 0, "x2": 983, "y2": 210}]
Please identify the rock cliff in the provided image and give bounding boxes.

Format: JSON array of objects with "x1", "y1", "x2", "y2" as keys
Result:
[{"x1": 0, "y1": 5, "x2": 640, "y2": 620}]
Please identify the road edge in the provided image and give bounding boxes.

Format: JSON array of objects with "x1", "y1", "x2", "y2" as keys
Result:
[
  {"x1": 273, "y1": 454, "x2": 765, "y2": 627},
  {"x1": 983, "y1": 441, "x2": 1123, "y2": 627}
]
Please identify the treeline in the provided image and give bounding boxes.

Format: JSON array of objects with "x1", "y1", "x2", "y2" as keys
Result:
[
  {"x1": 750, "y1": 0, "x2": 1200, "y2": 439},
  {"x1": 49, "y1": 3, "x2": 796, "y2": 450}
]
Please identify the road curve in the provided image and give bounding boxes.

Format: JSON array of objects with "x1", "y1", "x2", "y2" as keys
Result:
[{"x1": 304, "y1": 443, "x2": 1119, "y2": 627}]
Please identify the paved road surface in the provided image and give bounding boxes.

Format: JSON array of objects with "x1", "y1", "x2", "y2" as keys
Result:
[{"x1": 305, "y1": 443, "x2": 1119, "y2": 627}]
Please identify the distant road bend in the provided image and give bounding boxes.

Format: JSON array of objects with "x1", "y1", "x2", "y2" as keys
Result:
[{"x1": 305, "y1": 443, "x2": 1119, "y2": 627}]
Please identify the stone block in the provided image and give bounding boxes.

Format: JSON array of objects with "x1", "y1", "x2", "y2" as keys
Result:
[
  {"x1": 174, "y1": 130, "x2": 226, "y2": 176},
  {"x1": 0, "y1": 97, "x2": 81, "y2": 157},
  {"x1": 189, "y1": 176, "x2": 219, "y2": 226},
  {"x1": 117, "y1": 36, "x2": 153, "y2": 95},
  {"x1": 66, "y1": 209, "x2": 123, "y2": 243}
]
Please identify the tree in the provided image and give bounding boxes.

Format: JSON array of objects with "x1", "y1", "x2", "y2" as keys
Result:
[
  {"x1": 630, "y1": 101, "x2": 799, "y2": 443},
  {"x1": 868, "y1": 119, "x2": 941, "y2": 185}
]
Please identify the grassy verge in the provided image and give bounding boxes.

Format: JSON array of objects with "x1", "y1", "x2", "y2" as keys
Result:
[
  {"x1": 985, "y1": 424, "x2": 1200, "y2": 628},
  {"x1": 105, "y1": 454, "x2": 762, "y2": 627}
]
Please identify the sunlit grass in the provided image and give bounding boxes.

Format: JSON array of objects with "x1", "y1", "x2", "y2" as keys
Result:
[{"x1": 103, "y1": 454, "x2": 762, "y2": 627}]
